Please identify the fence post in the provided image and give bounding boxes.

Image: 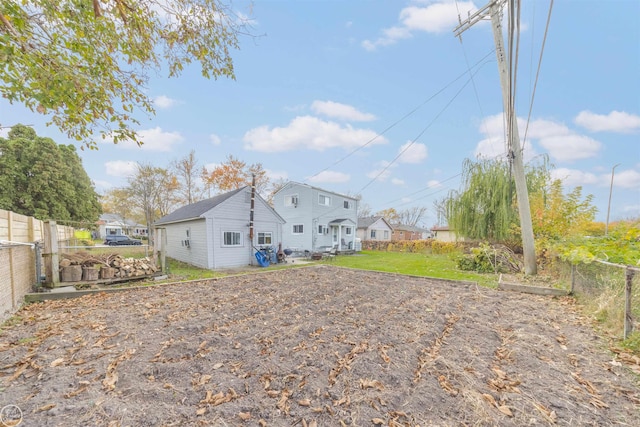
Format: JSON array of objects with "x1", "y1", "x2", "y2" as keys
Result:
[
  {"x1": 43, "y1": 221, "x2": 60, "y2": 288},
  {"x1": 624, "y1": 268, "x2": 635, "y2": 340}
]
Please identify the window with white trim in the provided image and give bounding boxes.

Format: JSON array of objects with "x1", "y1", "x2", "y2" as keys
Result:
[
  {"x1": 222, "y1": 231, "x2": 242, "y2": 246},
  {"x1": 384, "y1": 230, "x2": 389, "y2": 239},
  {"x1": 318, "y1": 225, "x2": 328, "y2": 235},
  {"x1": 343, "y1": 200, "x2": 352, "y2": 209},
  {"x1": 257, "y1": 232, "x2": 272, "y2": 245},
  {"x1": 318, "y1": 194, "x2": 331, "y2": 206},
  {"x1": 293, "y1": 224, "x2": 304, "y2": 234},
  {"x1": 370, "y1": 230, "x2": 377, "y2": 239},
  {"x1": 285, "y1": 194, "x2": 299, "y2": 207},
  {"x1": 345, "y1": 227, "x2": 352, "y2": 235}
]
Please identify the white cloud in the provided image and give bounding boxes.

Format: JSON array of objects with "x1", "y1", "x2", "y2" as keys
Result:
[
  {"x1": 614, "y1": 169, "x2": 640, "y2": 189},
  {"x1": 398, "y1": 141, "x2": 428, "y2": 164},
  {"x1": 537, "y1": 134, "x2": 601, "y2": 162},
  {"x1": 0, "y1": 128, "x2": 8, "y2": 138},
  {"x1": 105, "y1": 160, "x2": 138, "y2": 178},
  {"x1": 391, "y1": 178, "x2": 405, "y2": 185},
  {"x1": 103, "y1": 127, "x2": 184, "y2": 152},
  {"x1": 153, "y1": 95, "x2": 178, "y2": 109},
  {"x1": 311, "y1": 101, "x2": 376, "y2": 122},
  {"x1": 265, "y1": 169, "x2": 289, "y2": 181},
  {"x1": 243, "y1": 116, "x2": 387, "y2": 152},
  {"x1": 475, "y1": 114, "x2": 600, "y2": 163},
  {"x1": 427, "y1": 179, "x2": 442, "y2": 188},
  {"x1": 210, "y1": 133, "x2": 222, "y2": 145},
  {"x1": 362, "y1": 1, "x2": 477, "y2": 51},
  {"x1": 574, "y1": 110, "x2": 640, "y2": 133},
  {"x1": 367, "y1": 160, "x2": 393, "y2": 182},
  {"x1": 550, "y1": 168, "x2": 599, "y2": 187},
  {"x1": 307, "y1": 170, "x2": 350, "y2": 184}
]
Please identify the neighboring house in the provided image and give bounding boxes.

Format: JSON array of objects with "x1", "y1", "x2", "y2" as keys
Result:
[
  {"x1": 97, "y1": 213, "x2": 147, "y2": 239},
  {"x1": 391, "y1": 224, "x2": 431, "y2": 241},
  {"x1": 272, "y1": 181, "x2": 357, "y2": 252},
  {"x1": 357, "y1": 216, "x2": 393, "y2": 241},
  {"x1": 431, "y1": 225, "x2": 460, "y2": 242},
  {"x1": 154, "y1": 187, "x2": 285, "y2": 269}
]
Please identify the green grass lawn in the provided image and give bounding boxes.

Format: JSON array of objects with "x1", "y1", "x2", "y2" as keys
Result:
[{"x1": 328, "y1": 250, "x2": 499, "y2": 288}]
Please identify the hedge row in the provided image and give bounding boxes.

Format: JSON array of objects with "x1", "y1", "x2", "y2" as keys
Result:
[{"x1": 361, "y1": 239, "x2": 461, "y2": 254}]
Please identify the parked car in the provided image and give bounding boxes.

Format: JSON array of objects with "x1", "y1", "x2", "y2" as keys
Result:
[{"x1": 104, "y1": 235, "x2": 142, "y2": 246}]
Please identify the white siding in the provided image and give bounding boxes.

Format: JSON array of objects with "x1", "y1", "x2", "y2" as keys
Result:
[
  {"x1": 274, "y1": 182, "x2": 358, "y2": 252},
  {"x1": 162, "y1": 220, "x2": 208, "y2": 268},
  {"x1": 204, "y1": 187, "x2": 284, "y2": 269}
]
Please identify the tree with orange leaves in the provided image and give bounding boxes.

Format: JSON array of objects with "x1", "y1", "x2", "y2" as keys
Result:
[{"x1": 202, "y1": 155, "x2": 270, "y2": 196}]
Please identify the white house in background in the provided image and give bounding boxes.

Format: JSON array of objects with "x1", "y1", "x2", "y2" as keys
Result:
[
  {"x1": 357, "y1": 216, "x2": 393, "y2": 242},
  {"x1": 272, "y1": 181, "x2": 358, "y2": 253},
  {"x1": 97, "y1": 213, "x2": 147, "y2": 239},
  {"x1": 154, "y1": 187, "x2": 285, "y2": 269},
  {"x1": 431, "y1": 225, "x2": 460, "y2": 242}
]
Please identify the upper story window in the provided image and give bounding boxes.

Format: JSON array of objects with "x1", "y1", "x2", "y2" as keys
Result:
[
  {"x1": 293, "y1": 224, "x2": 304, "y2": 234},
  {"x1": 343, "y1": 200, "x2": 353, "y2": 209},
  {"x1": 285, "y1": 194, "x2": 299, "y2": 207},
  {"x1": 318, "y1": 194, "x2": 331, "y2": 206}
]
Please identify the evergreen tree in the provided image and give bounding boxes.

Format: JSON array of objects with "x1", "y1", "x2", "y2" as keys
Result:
[{"x1": 0, "y1": 124, "x2": 101, "y2": 222}]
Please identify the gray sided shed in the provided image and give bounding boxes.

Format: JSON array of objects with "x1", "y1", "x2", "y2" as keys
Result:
[{"x1": 154, "y1": 187, "x2": 285, "y2": 269}]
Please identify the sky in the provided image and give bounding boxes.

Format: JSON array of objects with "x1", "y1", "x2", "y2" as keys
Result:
[{"x1": 1, "y1": 0, "x2": 639, "y2": 227}]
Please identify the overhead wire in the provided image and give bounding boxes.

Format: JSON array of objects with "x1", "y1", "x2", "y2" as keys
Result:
[
  {"x1": 357, "y1": 64, "x2": 482, "y2": 195},
  {"x1": 303, "y1": 50, "x2": 496, "y2": 184},
  {"x1": 522, "y1": 0, "x2": 554, "y2": 147}
]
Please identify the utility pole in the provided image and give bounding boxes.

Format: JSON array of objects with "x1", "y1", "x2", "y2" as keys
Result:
[{"x1": 454, "y1": 0, "x2": 537, "y2": 275}]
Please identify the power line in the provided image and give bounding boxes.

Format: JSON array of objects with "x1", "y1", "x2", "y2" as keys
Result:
[
  {"x1": 303, "y1": 50, "x2": 496, "y2": 184},
  {"x1": 358, "y1": 63, "x2": 486, "y2": 195},
  {"x1": 522, "y1": 0, "x2": 554, "y2": 147}
]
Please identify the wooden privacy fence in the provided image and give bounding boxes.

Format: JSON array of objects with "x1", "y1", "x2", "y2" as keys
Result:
[{"x1": 0, "y1": 209, "x2": 74, "y2": 321}]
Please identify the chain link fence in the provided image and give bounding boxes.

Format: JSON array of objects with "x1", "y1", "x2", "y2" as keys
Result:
[{"x1": 552, "y1": 257, "x2": 639, "y2": 340}]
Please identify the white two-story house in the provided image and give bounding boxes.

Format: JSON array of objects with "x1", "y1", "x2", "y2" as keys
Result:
[{"x1": 273, "y1": 181, "x2": 358, "y2": 253}]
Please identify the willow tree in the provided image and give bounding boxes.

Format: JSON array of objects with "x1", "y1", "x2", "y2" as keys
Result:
[
  {"x1": 0, "y1": 0, "x2": 247, "y2": 148},
  {"x1": 445, "y1": 158, "x2": 517, "y2": 241}
]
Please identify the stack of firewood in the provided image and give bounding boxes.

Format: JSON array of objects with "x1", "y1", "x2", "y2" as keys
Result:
[{"x1": 59, "y1": 252, "x2": 159, "y2": 281}]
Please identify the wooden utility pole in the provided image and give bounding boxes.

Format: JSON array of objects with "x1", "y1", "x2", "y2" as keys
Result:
[{"x1": 454, "y1": 0, "x2": 537, "y2": 275}]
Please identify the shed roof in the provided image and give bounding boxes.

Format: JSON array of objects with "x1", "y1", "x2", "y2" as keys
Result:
[
  {"x1": 154, "y1": 187, "x2": 245, "y2": 225},
  {"x1": 357, "y1": 216, "x2": 392, "y2": 229}
]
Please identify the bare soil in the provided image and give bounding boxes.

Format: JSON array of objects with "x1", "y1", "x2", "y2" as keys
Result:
[{"x1": 1, "y1": 265, "x2": 639, "y2": 426}]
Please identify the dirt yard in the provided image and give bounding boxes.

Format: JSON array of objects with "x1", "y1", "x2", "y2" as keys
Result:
[{"x1": 1, "y1": 265, "x2": 639, "y2": 426}]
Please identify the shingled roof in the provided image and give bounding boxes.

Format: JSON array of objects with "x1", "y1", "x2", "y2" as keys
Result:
[{"x1": 154, "y1": 187, "x2": 245, "y2": 226}]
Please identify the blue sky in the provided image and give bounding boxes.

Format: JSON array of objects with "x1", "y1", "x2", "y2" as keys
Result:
[{"x1": 1, "y1": 0, "x2": 639, "y2": 226}]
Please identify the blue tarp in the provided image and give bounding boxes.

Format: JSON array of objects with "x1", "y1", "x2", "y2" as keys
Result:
[{"x1": 255, "y1": 251, "x2": 270, "y2": 267}]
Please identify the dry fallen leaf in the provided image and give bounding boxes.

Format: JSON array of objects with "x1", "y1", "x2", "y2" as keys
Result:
[
  {"x1": 238, "y1": 412, "x2": 251, "y2": 420},
  {"x1": 298, "y1": 398, "x2": 311, "y2": 406},
  {"x1": 372, "y1": 418, "x2": 385, "y2": 425},
  {"x1": 498, "y1": 405, "x2": 513, "y2": 417},
  {"x1": 35, "y1": 403, "x2": 56, "y2": 412},
  {"x1": 50, "y1": 358, "x2": 65, "y2": 367}
]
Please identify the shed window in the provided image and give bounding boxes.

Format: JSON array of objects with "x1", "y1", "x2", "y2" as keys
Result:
[
  {"x1": 370, "y1": 230, "x2": 377, "y2": 239},
  {"x1": 293, "y1": 224, "x2": 304, "y2": 234},
  {"x1": 223, "y1": 231, "x2": 242, "y2": 246},
  {"x1": 257, "y1": 232, "x2": 272, "y2": 245},
  {"x1": 384, "y1": 230, "x2": 389, "y2": 239}
]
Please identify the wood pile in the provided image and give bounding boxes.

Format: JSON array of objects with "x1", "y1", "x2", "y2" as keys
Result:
[{"x1": 59, "y1": 252, "x2": 159, "y2": 282}]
